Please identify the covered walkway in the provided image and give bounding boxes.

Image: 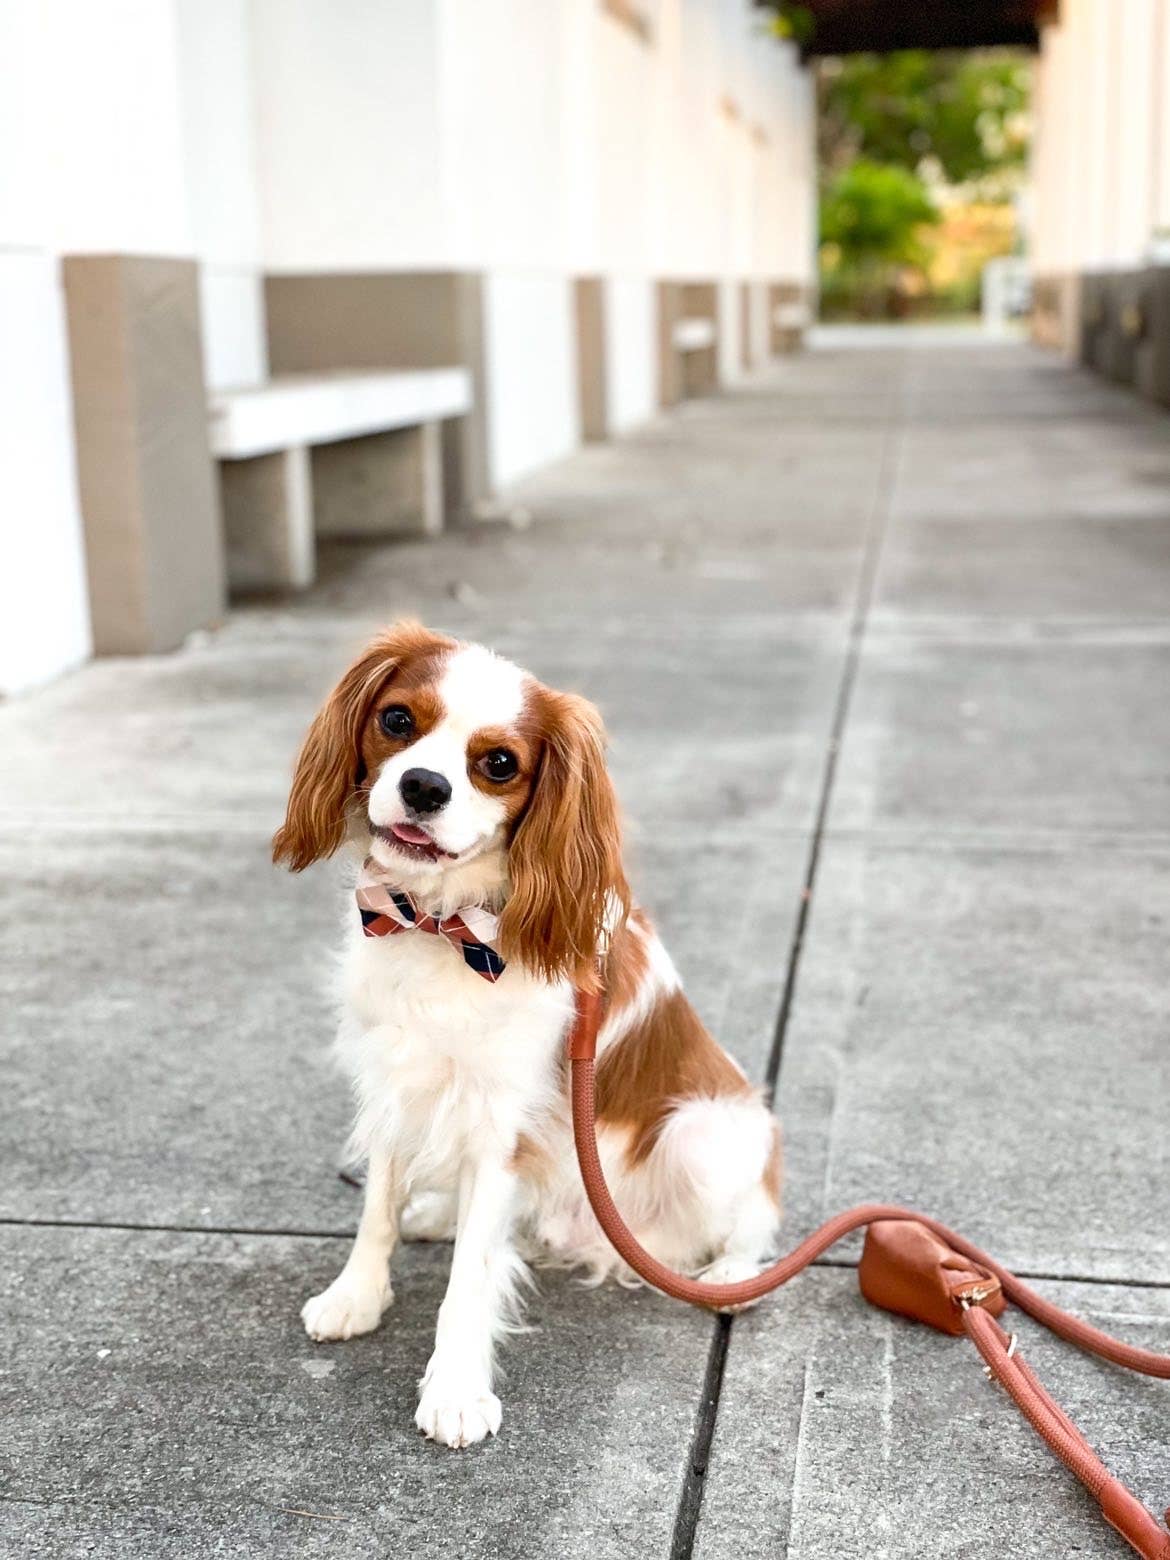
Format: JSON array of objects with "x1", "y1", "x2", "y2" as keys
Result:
[{"x1": 2, "y1": 337, "x2": 1168, "y2": 1556}]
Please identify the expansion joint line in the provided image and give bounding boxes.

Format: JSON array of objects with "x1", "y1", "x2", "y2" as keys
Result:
[{"x1": 670, "y1": 363, "x2": 910, "y2": 1560}]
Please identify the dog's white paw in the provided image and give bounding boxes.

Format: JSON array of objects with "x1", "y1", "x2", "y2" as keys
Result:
[
  {"x1": 415, "y1": 1376, "x2": 502, "y2": 1448},
  {"x1": 698, "y1": 1256, "x2": 764, "y2": 1313},
  {"x1": 400, "y1": 1190, "x2": 457, "y2": 1243},
  {"x1": 301, "y1": 1273, "x2": 392, "y2": 1342}
]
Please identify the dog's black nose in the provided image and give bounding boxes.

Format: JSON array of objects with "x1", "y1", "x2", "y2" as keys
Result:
[{"x1": 399, "y1": 767, "x2": 452, "y2": 814}]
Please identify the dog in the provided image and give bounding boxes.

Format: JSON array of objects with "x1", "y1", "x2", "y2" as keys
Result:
[{"x1": 274, "y1": 621, "x2": 782, "y2": 1448}]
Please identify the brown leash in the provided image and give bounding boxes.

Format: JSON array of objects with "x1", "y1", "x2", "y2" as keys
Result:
[{"x1": 568, "y1": 990, "x2": 1170, "y2": 1559}]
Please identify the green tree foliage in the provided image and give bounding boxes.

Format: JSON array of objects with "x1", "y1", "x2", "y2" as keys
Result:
[
  {"x1": 820, "y1": 158, "x2": 939, "y2": 268},
  {"x1": 812, "y1": 49, "x2": 1031, "y2": 317},
  {"x1": 762, "y1": 2, "x2": 815, "y2": 45},
  {"x1": 818, "y1": 51, "x2": 1031, "y2": 191}
]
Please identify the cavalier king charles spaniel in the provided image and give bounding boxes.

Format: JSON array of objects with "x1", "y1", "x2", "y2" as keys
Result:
[{"x1": 274, "y1": 622, "x2": 781, "y2": 1448}]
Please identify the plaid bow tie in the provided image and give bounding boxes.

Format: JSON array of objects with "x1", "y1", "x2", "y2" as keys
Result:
[{"x1": 354, "y1": 859, "x2": 506, "y2": 983}]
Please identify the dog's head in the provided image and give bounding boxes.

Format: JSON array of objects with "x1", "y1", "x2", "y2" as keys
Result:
[{"x1": 272, "y1": 622, "x2": 629, "y2": 988}]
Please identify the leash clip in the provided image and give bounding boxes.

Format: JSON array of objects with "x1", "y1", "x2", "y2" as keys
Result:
[{"x1": 957, "y1": 1279, "x2": 1001, "y2": 1311}]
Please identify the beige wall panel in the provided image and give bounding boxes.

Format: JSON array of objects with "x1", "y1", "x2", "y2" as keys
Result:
[{"x1": 264, "y1": 271, "x2": 489, "y2": 512}]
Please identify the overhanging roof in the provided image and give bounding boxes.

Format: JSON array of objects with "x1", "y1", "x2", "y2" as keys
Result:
[{"x1": 778, "y1": 1, "x2": 1056, "y2": 58}]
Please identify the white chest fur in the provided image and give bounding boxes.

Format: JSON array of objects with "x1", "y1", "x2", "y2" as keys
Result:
[{"x1": 335, "y1": 920, "x2": 574, "y2": 1181}]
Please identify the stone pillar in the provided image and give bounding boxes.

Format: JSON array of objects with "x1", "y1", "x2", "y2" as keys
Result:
[
  {"x1": 574, "y1": 277, "x2": 608, "y2": 442},
  {"x1": 656, "y1": 282, "x2": 684, "y2": 408},
  {"x1": 681, "y1": 283, "x2": 719, "y2": 396},
  {"x1": 62, "y1": 255, "x2": 226, "y2": 655},
  {"x1": 769, "y1": 281, "x2": 808, "y2": 354}
]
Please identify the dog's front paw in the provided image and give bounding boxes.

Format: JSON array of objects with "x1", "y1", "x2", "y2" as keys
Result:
[
  {"x1": 302, "y1": 1273, "x2": 392, "y2": 1342},
  {"x1": 415, "y1": 1375, "x2": 502, "y2": 1448},
  {"x1": 697, "y1": 1255, "x2": 764, "y2": 1314}
]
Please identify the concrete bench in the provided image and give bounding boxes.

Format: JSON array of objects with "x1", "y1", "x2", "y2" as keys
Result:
[
  {"x1": 671, "y1": 316, "x2": 718, "y2": 398},
  {"x1": 672, "y1": 317, "x2": 717, "y2": 354},
  {"x1": 770, "y1": 293, "x2": 809, "y2": 353},
  {"x1": 208, "y1": 368, "x2": 473, "y2": 591}
]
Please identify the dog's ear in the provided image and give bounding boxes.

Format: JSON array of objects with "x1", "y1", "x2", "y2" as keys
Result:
[
  {"x1": 272, "y1": 621, "x2": 452, "y2": 871},
  {"x1": 499, "y1": 690, "x2": 630, "y2": 990}
]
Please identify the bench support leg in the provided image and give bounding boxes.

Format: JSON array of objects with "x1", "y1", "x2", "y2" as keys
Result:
[
  {"x1": 682, "y1": 344, "x2": 718, "y2": 398},
  {"x1": 219, "y1": 445, "x2": 314, "y2": 592},
  {"x1": 312, "y1": 422, "x2": 444, "y2": 540}
]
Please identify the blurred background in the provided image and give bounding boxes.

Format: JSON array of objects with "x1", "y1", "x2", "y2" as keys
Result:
[{"x1": 3, "y1": 0, "x2": 1167, "y2": 698}]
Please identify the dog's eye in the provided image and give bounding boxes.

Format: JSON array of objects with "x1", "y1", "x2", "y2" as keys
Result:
[
  {"x1": 378, "y1": 705, "x2": 414, "y2": 739},
  {"x1": 478, "y1": 748, "x2": 518, "y2": 783}
]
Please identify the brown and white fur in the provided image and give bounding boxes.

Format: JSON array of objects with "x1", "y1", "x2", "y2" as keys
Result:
[{"x1": 274, "y1": 622, "x2": 781, "y2": 1448}]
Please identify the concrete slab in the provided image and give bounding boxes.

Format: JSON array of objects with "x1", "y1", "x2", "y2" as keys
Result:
[
  {"x1": 830, "y1": 629, "x2": 1170, "y2": 840},
  {"x1": 5, "y1": 335, "x2": 1168, "y2": 1560},
  {"x1": 0, "y1": 633, "x2": 360, "y2": 830},
  {"x1": 0, "y1": 829, "x2": 352, "y2": 1231},
  {"x1": 890, "y1": 425, "x2": 1170, "y2": 525},
  {"x1": 0, "y1": 1223, "x2": 713, "y2": 1559},
  {"x1": 880, "y1": 387, "x2": 1170, "y2": 618},
  {"x1": 0, "y1": 608, "x2": 842, "y2": 837},
  {"x1": 696, "y1": 1267, "x2": 1170, "y2": 1560},
  {"x1": 877, "y1": 511, "x2": 1170, "y2": 620},
  {"x1": 775, "y1": 840, "x2": 1170, "y2": 1284},
  {"x1": 238, "y1": 391, "x2": 888, "y2": 630}
]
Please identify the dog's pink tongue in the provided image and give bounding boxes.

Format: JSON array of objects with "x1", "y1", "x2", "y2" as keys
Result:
[{"x1": 392, "y1": 822, "x2": 433, "y2": 845}]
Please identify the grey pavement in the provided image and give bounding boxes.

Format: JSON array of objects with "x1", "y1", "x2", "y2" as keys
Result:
[{"x1": 3, "y1": 338, "x2": 1168, "y2": 1557}]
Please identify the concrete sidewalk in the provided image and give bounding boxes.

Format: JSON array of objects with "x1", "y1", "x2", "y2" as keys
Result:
[{"x1": 3, "y1": 339, "x2": 1168, "y2": 1558}]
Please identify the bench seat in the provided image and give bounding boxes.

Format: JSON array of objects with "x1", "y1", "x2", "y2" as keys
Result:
[
  {"x1": 671, "y1": 317, "x2": 717, "y2": 353},
  {"x1": 208, "y1": 368, "x2": 471, "y2": 459},
  {"x1": 669, "y1": 315, "x2": 719, "y2": 398},
  {"x1": 208, "y1": 368, "x2": 473, "y2": 593}
]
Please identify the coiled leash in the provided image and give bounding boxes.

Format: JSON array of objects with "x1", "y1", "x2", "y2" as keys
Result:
[{"x1": 567, "y1": 990, "x2": 1170, "y2": 1558}]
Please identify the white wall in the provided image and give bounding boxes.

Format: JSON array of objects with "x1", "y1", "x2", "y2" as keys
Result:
[
  {"x1": 1114, "y1": 0, "x2": 1159, "y2": 262},
  {"x1": 437, "y1": 0, "x2": 570, "y2": 272},
  {"x1": 483, "y1": 272, "x2": 580, "y2": 487},
  {"x1": 1159, "y1": 1, "x2": 1170, "y2": 233},
  {"x1": 256, "y1": 0, "x2": 759, "y2": 281},
  {"x1": 0, "y1": 4, "x2": 93, "y2": 694},
  {"x1": 0, "y1": 254, "x2": 93, "y2": 698},
  {"x1": 248, "y1": 0, "x2": 814, "y2": 478},
  {"x1": 0, "y1": 0, "x2": 273, "y2": 690},
  {"x1": 717, "y1": 278, "x2": 744, "y2": 384},
  {"x1": 1031, "y1": 0, "x2": 1170, "y2": 272},
  {"x1": 1030, "y1": 21, "x2": 1069, "y2": 271},
  {"x1": 45, "y1": 0, "x2": 192, "y2": 257},
  {"x1": 176, "y1": 0, "x2": 267, "y2": 387},
  {"x1": 250, "y1": 0, "x2": 447, "y2": 273},
  {"x1": 605, "y1": 276, "x2": 658, "y2": 432}
]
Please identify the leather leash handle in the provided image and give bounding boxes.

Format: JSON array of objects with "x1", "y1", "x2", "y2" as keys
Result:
[
  {"x1": 964, "y1": 1308, "x2": 1170, "y2": 1559},
  {"x1": 567, "y1": 990, "x2": 1170, "y2": 1558}
]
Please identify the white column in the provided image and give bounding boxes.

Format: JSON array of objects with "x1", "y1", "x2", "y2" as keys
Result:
[
  {"x1": 1029, "y1": 29, "x2": 1058, "y2": 273},
  {"x1": 1115, "y1": 0, "x2": 1159, "y2": 263},
  {"x1": 1154, "y1": 0, "x2": 1170, "y2": 239},
  {"x1": 1081, "y1": 0, "x2": 1117, "y2": 268},
  {"x1": 0, "y1": 4, "x2": 91, "y2": 694}
]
